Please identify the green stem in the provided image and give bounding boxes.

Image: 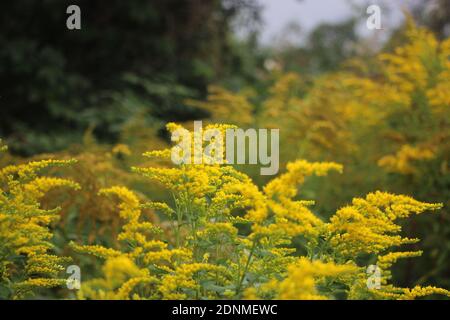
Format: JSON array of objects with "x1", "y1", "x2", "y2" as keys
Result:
[
  {"x1": 236, "y1": 239, "x2": 257, "y2": 297},
  {"x1": 172, "y1": 193, "x2": 182, "y2": 248}
]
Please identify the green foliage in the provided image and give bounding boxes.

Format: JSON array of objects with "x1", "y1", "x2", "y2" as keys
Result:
[{"x1": 0, "y1": 0, "x2": 260, "y2": 155}]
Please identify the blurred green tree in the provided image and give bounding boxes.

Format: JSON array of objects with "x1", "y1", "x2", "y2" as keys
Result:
[{"x1": 0, "y1": 0, "x2": 260, "y2": 154}]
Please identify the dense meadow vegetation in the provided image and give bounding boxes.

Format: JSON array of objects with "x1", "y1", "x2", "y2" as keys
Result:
[{"x1": 0, "y1": 1, "x2": 449, "y2": 300}]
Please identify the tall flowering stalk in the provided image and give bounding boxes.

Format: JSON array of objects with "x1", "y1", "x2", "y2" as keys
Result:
[{"x1": 0, "y1": 141, "x2": 80, "y2": 299}]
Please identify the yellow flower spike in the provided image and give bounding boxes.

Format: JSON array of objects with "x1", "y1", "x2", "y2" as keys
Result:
[
  {"x1": 378, "y1": 145, "x2": 435, "y2": 175},
  {"x1": 327, "y1": 191, "x2": 442, "y2": 257},
  {"x1": 70, "y1": 242, "x2": 122, "y2": 259},
  {"x1": 0, "y1": 149, "x2": 79, "y2": 299},
  {"x1": 0, "y1": 159, "x2": 78, "y2": 180},
  {"x1": 143, "y1": 149, "x2": 172, "y2": 159},
  {"x1": 99, "y1": 186, "x2": 140, "y2": 214},
  {"x1": 400, "y1": 286, "x2": 450, "y2": 300},
  {"x1": 377, "y1": 251, "x2": 423, "y2": 271},
  {"x1": 264, "y1": 160, "x2": 342, "y2": 201},
  {"x1": 23, "y1": 177, "x2": 80, "y2": 199}
]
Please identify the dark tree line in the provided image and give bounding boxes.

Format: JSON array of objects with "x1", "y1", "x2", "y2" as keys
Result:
[{"x1": 0, "y1": 0, "x2": 260, "y2": 154}]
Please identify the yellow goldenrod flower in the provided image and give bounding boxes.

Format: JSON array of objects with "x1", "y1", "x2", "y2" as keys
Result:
[{"x1": 0, "y1": 148, "x2": 79, "y2": 299}]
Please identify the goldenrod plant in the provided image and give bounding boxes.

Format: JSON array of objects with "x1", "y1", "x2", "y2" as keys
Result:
[
  {"x1": 0, "y1": 19, "x2": 448, "y2": 301},
  {"x1": 190, "y1": 21, "x2": 450, "y2": 285},
  {"x1": 71, "y1": 124, "x2": 450, "y2": 300},
  {"x1": 0, "y1": 141, "x2": 80, "y2": 299},
  {"x1": 35, "y1": 136, "x2": 157, "y2": 244}
]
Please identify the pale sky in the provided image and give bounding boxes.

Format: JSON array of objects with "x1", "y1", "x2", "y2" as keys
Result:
[{"x1": 257, "y1": 0, "x2": 413, "y2": 44}]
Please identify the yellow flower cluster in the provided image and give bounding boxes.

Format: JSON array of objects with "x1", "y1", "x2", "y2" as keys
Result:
[
  {"x1": 159, "y1": 263, "x2": 229, "y2": 299},
  {"x1": 0, "y1": 144, "x2": 79, "y2": 298},
  {"x1": 249, "y1": 160, "x2": 342, "y2": 240},
  {"x1": 378, "y1": 145, "x2": 435, "y2": 174},
  {"x1": 71, "y1": 123, "x2": 450, "y2": 300},
  {"x1": 400, "y1": 286, "x2": 450, "y2": 300},
  {"x1": 2, "y1": 20, "x2": 449, "y2": 300},
  {"x1": 246, "y1": 258, "x2": 358, "y2": 300},
  {"x1": 77, "y1": 256, "x2": 157, "y2": 300},
  {"x1": 72, "y1": 184, "x2": 237, "y2": 299},
  {"x1": 326, "y1": 191, "x2": 442, "y2": 257}
]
